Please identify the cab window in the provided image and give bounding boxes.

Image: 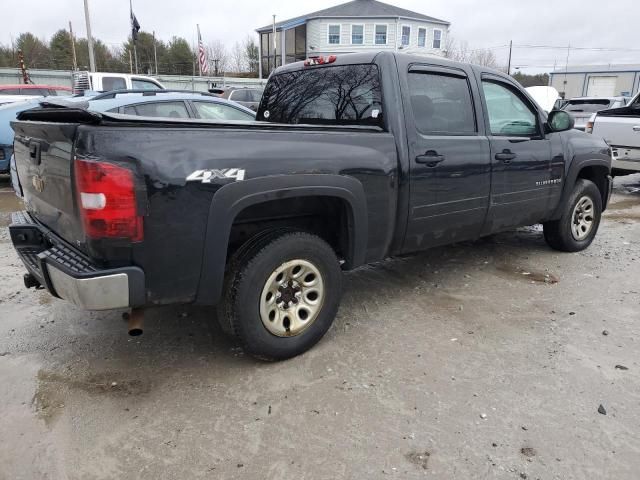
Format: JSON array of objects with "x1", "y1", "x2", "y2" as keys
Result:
[
  {"x1": 482, "y1": 81, "x2": 538, "y2": 136},
  {"x1": 408, "y1": 71, "x2": 476, "y2": 135}
]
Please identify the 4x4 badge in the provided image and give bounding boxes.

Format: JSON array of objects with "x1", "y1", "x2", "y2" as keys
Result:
[{"x1": 186, "y1": 169, "x2": 246, "y2": 183}]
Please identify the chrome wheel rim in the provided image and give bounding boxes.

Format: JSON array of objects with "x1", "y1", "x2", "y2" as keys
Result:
[
  {"x1": 259, "y1": 259, "x2": 325, "y2": 337},
  {"x1": 571, "y1": 196, "x2": 595, "y2": 240}
]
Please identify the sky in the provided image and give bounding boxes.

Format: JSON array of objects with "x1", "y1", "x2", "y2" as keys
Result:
[{"x1": 1, "y1": 0, "x2": 638, "y2": 73}]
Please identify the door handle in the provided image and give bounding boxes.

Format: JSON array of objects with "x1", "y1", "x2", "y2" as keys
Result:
[
  {"x1": 495, "y1": 149, "x2": 516, "y2": 163},
  {"x1": 416, "y1": 150, "x2": 445, "y2": 167},
  {"x1": 633, "y1": 126, "x2": 640, "y2": 132}
]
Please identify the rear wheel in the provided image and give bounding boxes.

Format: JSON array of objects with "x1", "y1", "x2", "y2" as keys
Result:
[
  {"x1": 543, "y1": 179, "x2": 602, "y2": 252},
  {"x1": 217, "y1": 231, "x2": 342, "y2": 360}
]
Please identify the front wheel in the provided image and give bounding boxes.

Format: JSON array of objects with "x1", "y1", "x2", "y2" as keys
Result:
[
  {"x1": 543, "y1": 179, "x2": 602, "y2": 252},
  {"x1": 217, "y1": 231, "x2": 343, "y2": 361}
]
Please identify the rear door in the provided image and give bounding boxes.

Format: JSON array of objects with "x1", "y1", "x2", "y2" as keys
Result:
[
  {"x1": 402, "y1": 64, "x2": 491, "y2": 252},
  {"x1": 478, "y1": 75, "x2": 555, "y2": 232}
]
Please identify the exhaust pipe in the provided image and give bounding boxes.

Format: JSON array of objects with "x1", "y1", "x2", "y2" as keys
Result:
[
  {"x1": 125, "y1": 308, "x2": 144, "y2": 336},
  {"x1": 24, "y1": 273, "x2": 41, "y2": 289}
]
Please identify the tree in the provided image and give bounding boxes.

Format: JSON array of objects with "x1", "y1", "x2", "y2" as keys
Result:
[
  {"x1": 167, "y1": 36, "x2": 194, "y2": 75},
  {"x1": 244, "y1": 36, "x2": 259, "y2": 77},
  {"x1": 0, "y1": 42, "x2": 17, "y2": 68},
  {"x1": 49, "y1": 29, "x2": 73, "y2": 70},
  {"x1": 207, "y1": 40, "x2": 228, "y2": 75},
  {"x1": 123, "y1": 31, "x2": 168, "y2": 75},
  {"x1": 16, "y1": 33, "x2": 52, "y2": 69},
  {"x1": 230, "y1": 41, "x2": 245, "y2": 73},
  {"x1": 512, "y1": 72, "x2": 550, "y2": 88},
  {"x1": 445, "y1": 37, "x2": 498, "y2": 68}
]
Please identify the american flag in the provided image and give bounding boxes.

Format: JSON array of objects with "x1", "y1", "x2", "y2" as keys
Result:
[{"x1": 197, "y1": 25, "x2": 209, "y2": 75}]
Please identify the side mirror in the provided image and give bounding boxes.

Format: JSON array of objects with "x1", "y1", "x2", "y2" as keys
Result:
[{"x1": 547, "y1": 110, "x2": 574, "y2": 132}]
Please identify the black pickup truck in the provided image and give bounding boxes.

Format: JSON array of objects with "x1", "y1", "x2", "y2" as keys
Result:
[{"x1": 9, "y1": 52, "x2": 612, "y2": 360}]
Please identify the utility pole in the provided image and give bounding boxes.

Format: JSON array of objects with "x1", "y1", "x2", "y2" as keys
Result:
[
  {"x1": 562, "y1": 43, "x2": 570, "y2": 99},
  {"x1": 69, "y1": 21, "x2": 78, "y2": 70},
  {"x1": 506, "y1": 40, "x2": 512, "y2": 76},
  {"x1": 128, "y1": 49, "x2": 133, "y2": 74},
  {"x1": 83, "y1": 0, "x2": 96, "y2": 72},
  {"x1": 213, "y1": 58, "x2": 219, "y2": 76},
  {"x1": 153, "y1": 31, "x2": 158, "y2": 75}
]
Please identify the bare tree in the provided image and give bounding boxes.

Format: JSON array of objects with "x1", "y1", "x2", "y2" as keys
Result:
[
  {"x1": 206, "y1": 40, "x2": 228, "y2": 75},
  {"x1": 445, "y1": 36, "x2": 498, "y2": 68},
  {"x1": 230, "y1": 41, "x2": 245, "y2": 73},
  {"x1": 243, "y1": 36, "x2": 259, "y2": 76}
]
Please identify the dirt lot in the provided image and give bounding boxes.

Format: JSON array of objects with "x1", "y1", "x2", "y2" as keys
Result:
[{"x1": 1, "y1": 174, "x2": 639, "y2": 480}]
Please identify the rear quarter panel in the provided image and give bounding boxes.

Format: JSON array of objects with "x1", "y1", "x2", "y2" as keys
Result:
[{"x1": 81, "y1": 125, "x2": 398, "y2": 305}]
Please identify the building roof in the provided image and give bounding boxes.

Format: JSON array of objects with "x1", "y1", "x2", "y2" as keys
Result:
[
  {"x1": 551, "y1": 64, "x2": 640, "y2": 74},
  {"x1": 256, "y1": 0, "x2": 450, "y2": 32}
]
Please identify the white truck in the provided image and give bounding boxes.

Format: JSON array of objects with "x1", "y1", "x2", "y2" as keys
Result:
[
  {"x1": 589, "y1": 91, "x2": 640, "y2": 174},
  {"x1": 72, "y1": 71, "x2": 165, "y2": 94}
]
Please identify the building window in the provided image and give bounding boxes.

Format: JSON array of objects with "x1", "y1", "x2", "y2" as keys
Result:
[
  {"x1": 375, "y1": 24, "x2": 387, "y2": 45},
  {"x1": 418, "y1": 28, "x2": 426, "y2": 47},
  {"x1": 351, "y1": 24, "x2": 364, "y2": 45},
  {"x1": 328, "y1": 24, "x2": 341, "y2": 45},
  {"x1": 433, "y1": 29, "x2": 442, "y2": 49},
  {"x1": 401, "y1": 25, "x2": 411, "y2": 46},
  {"x1": 260, "y1": 30, "x2": 282, "y2": 77},
  {"x1": 285, "y1": 24, "x2": 307, "y2": 64}
]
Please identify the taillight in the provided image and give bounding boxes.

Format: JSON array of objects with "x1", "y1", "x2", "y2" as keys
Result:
[
  {"x1": 75, "y1": 158, "x2": 143, "y2": 242},
  {"x1": 304, "y1": 55, "x2": 337, "y2": 66}
]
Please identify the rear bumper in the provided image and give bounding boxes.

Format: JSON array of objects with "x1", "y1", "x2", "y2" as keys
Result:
[{"x1": 9, "y1": 211, "x2": 145, "y2": 310}]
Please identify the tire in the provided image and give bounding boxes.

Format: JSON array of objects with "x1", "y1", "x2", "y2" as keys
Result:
[
  {"x1": 217, "y1": 231, "x2": 343, "y2": 361},
  {"x1": 543, "y1": 179, "x2": 602, "y2": 252}
]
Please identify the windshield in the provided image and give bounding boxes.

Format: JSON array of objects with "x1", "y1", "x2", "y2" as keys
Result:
[{"x1": 563, "y1": 99, "x2": 613, "y2": 113}]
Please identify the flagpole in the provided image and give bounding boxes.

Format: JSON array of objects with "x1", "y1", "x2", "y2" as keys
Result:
[
  {"x1": 130, "y1": 0, "x2": 138, "y2": 74},
  {"x1": 197, "y1": 24, "x2": 203, "y2": 77}
]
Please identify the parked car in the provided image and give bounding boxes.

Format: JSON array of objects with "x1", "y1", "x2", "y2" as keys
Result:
[
  {"x1": 9, "y1": 52, "x2": 611, "y2": 360},
  {"x1": 587, "y1": 91, "x2": 640, "y2": 174},
  {"x1": 217, "y1": 87, "x2": 264, "y2": 111},
  {"x1": 563, "y1": 96, "x2": 630, "y2": 131},
  {"x1": 0, "y1": 84, "x2": 71, "y2": 106},
  {"x1": 0, "y1": 91, "x2": 254, "y2": 175},
  {"x1": 86, "y1": 90, "x2": 256, "y2": 120},
  {"x1": 72, "y1": 71, "x2": 164, "y2": 95}
]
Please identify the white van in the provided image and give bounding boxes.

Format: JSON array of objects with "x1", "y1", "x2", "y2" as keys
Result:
[{"x1": 72, "y1": 71, "x2": 165, "y2": 94}]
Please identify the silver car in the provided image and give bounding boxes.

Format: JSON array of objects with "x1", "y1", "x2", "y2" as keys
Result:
[{"x1": 562, "y1": 96, "x2": 630, "y2": 131}]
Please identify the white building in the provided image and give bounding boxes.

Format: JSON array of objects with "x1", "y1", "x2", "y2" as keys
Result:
[
  {"x1": 549, "y1": 64, "x2": 640, "y2": 99},
  {"x1": 256, "y1": 0, "x2": 450, "y2": 78}
]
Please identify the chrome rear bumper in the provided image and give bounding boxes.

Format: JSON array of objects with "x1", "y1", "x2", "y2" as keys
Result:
[{"x1": 9, "y1": 211, "x2": 145, "y2": 310}]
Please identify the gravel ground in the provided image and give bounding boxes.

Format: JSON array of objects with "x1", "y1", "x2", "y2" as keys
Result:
[{"x1": 0, "y1": 174, "x2": 639, "y2": 480}]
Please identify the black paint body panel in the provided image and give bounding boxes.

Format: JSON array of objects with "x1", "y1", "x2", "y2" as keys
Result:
[{"x1": 10, "y1": 52, "x2": 611, "y2": 308}]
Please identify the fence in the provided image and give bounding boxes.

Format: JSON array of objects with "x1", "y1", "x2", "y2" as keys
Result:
[{"x1": 0, "y1": 68, "x2": 266, "y2": 91}]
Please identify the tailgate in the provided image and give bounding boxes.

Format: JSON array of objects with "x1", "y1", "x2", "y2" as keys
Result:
[
  {"x1": 593, "y1": 115, "x2": 640, "y2": 148},
  {"x1": 11, "y1": 120, "x2": 85, "y2": 248}
]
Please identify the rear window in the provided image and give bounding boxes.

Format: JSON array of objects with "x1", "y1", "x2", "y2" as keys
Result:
[
  {"x1": 563, "y1": 99, "x2": 612, "y2": 113},
  {"x1": 257, "y1": 64, "x2": 383, "y2": 127}
]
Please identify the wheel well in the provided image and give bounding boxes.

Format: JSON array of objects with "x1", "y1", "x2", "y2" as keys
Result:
[
  {"x1": 227, "y1": 196, "x2": 352, "y2": 265},
  {"x1": 577, "y1": 165, "x2": 609, "y2": 205}
]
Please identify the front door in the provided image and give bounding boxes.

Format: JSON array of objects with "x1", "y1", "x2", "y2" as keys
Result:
[
  {"x1": 403, "y1": 65, "x2": 491, "y2": 252},
  {"x1": 479, "y1": 77, "x2": 555, "y2": 233}
]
